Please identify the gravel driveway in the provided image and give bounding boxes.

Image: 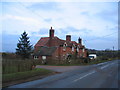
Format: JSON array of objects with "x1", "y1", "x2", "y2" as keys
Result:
[{"x1": 36, "y1": 65, "x2": 85, "y2": 72}]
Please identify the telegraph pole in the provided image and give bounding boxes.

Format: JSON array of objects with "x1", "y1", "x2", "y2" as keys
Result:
[
  {"x1": 113, "y1": 46, "x2": 114, "y2": 51},
  {"x1": 113, "y1": 46, "x2": 114, "y2": 58}
]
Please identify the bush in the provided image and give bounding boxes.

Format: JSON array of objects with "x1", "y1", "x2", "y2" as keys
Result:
[
  {"x1": 96, "y1": 56, "x2": 109, "y2": 61},
  {"x1": 79, "y1": 57, "x2": 90, "y2": 63},
  {"x1": 2, "y1": 53, "x2": 17, "y2": 59}
]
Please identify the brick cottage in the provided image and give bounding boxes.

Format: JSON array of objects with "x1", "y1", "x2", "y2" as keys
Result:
[{"x1": 34, "y1": 27, "x2": 88, "y2": 63}]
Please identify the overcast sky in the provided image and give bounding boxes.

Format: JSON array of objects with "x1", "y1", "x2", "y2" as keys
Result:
[{"x1": 1, "y1": 0, "x2": 118, "y2": 52}]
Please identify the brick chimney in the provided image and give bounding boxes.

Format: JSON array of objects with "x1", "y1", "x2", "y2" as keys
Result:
[
  {"x1": 78, "y1": 37, "x2": 82, "y2": 44},
  {"x1": 49, "y1": 27, "x2": 54, "y2": 38},
  {"x1": 66, "y1": 35, "x2": 71, "y2": 41}
]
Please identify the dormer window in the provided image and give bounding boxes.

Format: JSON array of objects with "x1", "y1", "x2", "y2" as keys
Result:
[
  {"x1": 73, "y1": 44, "x2": 75, "y2": 47},
  {"x1": 64, "y1": 42, "x2": 67, "y2": 46},
  {"x1": 63, "y1": 42, "x2": 67, "y2": 51}
]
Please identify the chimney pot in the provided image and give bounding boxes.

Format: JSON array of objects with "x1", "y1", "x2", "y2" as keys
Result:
[
  {"x1": 78, "y1": 37, "x2": 82, "y2": 44},
  {"x1": 49, "y1": 27, "x2": 54, "y2": 38},
  {"x1": 66, "y1": 35, "x2": 71, "y2": 41}
]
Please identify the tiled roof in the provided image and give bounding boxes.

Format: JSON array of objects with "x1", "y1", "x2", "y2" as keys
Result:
[
  {"x1": 35, "y1": 36, "x2": 83, "y2": 48},
  {"x1": 71, "y1": 41, "x2": 78, "y2": 45},
  {"x1": 35, "y1": 37, "x2": 49, "y2": 47},
  {"x1": 35, "y1": 46, "x2": 57, "y2": 56}
]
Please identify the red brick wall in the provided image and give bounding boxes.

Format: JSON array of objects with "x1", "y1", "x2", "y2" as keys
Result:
[{"x1": 57, "y1": 46, "x2": 73, "y2": 60}]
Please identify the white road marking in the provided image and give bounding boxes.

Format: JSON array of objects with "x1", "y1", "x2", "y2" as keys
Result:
[
  {"x1": 100, "y1": 64, "x2": 110, "y2": 69},
  {"x1": 73, "y1": 71, "x2": 95, "y2": 82},
  {"x1": 73, "y1": 62, "x2": 116, "y2": 82},
  {"x1": 110, "y1": 63, "x2": 115, "y2": 66},
  {"x1": 97, "y1": 62, "x2": 108, "y2": 66},
  {"x1": 100, "y1": 63, "x2": 115, "y2": 69}
]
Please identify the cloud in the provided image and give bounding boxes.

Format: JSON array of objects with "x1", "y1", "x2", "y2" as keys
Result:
[
  {"x1": 3, "y1": 15, "x2": 39, "y2": 23},
  {"x1": 2, "y1": 14, "x2": 43, "y2": 35},
  {"x1": 1, "y1": 2, "x2": 118, "y2": 51},
  {"x1": 27, "y1": 2, "x2": 60, "y2": 11},
  {"x1": 44, "y1": 18, "x2": 52, "y2": 22},
  {"x1": 96, "y1": 8, "x2": 118, "y2": 24},
  {"x1": 2, "y1": 2, "x2": 117, "y2": 34}
]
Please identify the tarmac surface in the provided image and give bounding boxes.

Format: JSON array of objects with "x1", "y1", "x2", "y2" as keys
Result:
[{"x1": 8, "y1": 60, "x2": 119, "y2": 88}]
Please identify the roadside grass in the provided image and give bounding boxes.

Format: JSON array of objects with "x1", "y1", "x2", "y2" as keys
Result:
[{"x1": 3, "y1": 68, "x2": 53, "y2": 83}]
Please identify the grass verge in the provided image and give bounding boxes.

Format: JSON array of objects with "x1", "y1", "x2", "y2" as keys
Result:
[{"x1": 2, "y1": 68, "x2": 54, "y2": 87}]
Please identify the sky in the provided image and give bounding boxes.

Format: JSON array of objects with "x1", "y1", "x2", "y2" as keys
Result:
[{"x1": 1, "y1": 0, "x2": 118, "y2": 52}]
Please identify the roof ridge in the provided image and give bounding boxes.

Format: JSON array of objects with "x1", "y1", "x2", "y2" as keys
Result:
[{"x1": 41, "y1": 37, "x2": 49, "y2": 38}]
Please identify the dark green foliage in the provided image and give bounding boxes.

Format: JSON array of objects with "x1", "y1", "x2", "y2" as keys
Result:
[
  {"x1": 2, "y1": 52, "x2": 16, "y2": 59},
  {"x1": 118, "y1": 50, "x2": 120, "y2": 59},
  {"x1": 88, "y1": 49, "x2": 118, "y2": 59},
  {"x1": 16, "y1": 31, "x2": 33, "y2": 59},
  {"x1": 79, "y1": 57, "x2": 90, "y2": 63}
]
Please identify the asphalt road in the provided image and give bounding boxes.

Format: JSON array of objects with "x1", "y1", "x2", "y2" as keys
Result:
[{"x1": 8, "y1": 60, "x2": 119, "y2": 88}]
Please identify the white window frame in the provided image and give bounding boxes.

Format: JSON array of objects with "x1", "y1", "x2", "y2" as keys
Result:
[
  {"x1": 83, "y1": 48, "x2": 85, "y2": 52},
  {"x1": 63, "y1": 45, "x2": 66, "y2": 51},
  {"x1": 77, "y1": 47, "x2": 79, "y2": 52},
  {"x1": 34, "y1": 56, "x2": 38, "y2": 59},
  {"x1": 72, "y1": 46, "x2": 74, "y2": 51},
  {"x1": 63, "y1": 42, "x2": 67, "y2": 51},
  {"x1": 42, "y1": 56, "x2": 46, "y2": 60}
]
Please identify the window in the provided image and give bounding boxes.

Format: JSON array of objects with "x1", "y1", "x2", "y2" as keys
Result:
[
  {"x1": 42, "y1": 56, "x2": 46, "y2": 64},
  {"x1": 63, "y1": 45, "x2": 66, "y2": 51},
  {"x1": 72, "y1": 46, "x2": 74, "y2": 51},
  {"x1": 63, "y1": 42, "x2": 67, "y2": 51},
  {"x1": 77, "y1": 47, "x2": 79, "y2": 52},
  {"x1": 83, "y1": 48, "x2": 85, "y2": 52},
  {"x1": 64, "y1": 42, "x2": 67, "y2": 46},
  {"x1": 34, "y1": 56, "x2": 38, "y2": 59},
  {"x1": 42, "y1": 56, "x2": 46, "y2": 60}
]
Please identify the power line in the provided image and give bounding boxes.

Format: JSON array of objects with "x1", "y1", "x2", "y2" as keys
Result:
[
  {"x1": 83, "y1": 31, "x2": 117, "y2": 43},
  {"x1": 14, "y1": 2, "x2": 118, "y2": 42},
  {"x1": 17, "y1": 2, "x2": 45, "y2": 21},
  {"x1": 17, "y1": 2, "x2": 70, "y2": 27}
]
